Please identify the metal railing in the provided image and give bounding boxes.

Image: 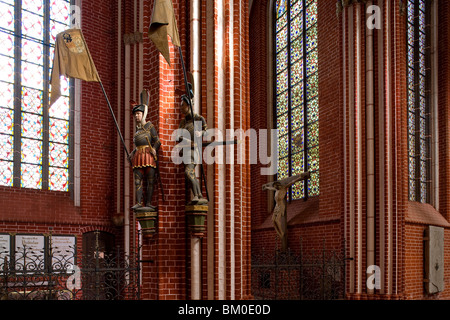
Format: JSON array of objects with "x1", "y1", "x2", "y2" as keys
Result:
[
  {"x1": 251, "y1": 241, "x2": 346, "y2": 300},
  {"x1": 0, "y1": 236, "x2": 141, "y2": 300}
]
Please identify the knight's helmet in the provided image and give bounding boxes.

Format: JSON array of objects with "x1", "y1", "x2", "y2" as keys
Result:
[{"x1": 132, "y1": 89, "x2": 150, "y2": 126}]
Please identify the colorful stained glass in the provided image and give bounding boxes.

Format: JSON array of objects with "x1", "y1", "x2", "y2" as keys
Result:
[
  {"x1": 307, "y1": 121, "x2": 319, "y2": 147},
  {"x1": 290, "y1": 0, "x2": 303, "y2": 18},
  {"x1": 291, "y1": 83, "x2": 303, "y2": 107},
  {"x1": 49, "y1": 167, "x2": 68, "y2": 191},
  {"x1": 49, "y1": 118, "x2": 69, "y2": 143},
  {"x1": 21, "y1": 138, "x2": 42, "y2": 164},
  {"x1": 306, "y1": 25, "x2": 317, "y2": 51},
  {"x1": 277, "y1": 69, "x2": 288, "y2": 95},
  {"x1": 305, "y1": 1, "x2": 317, "y2": 29},
  {"x1": 277, "y1": 113, "x2": 288, "y2": 137},
  {"x1": 278, "y1": 134, "x2": 289, "y2": 159},
  {"x1": 21, "y1": 163, "x2": 42, "y2": 189},
  {"x1": 291, "y1": 105, "x2": 304, "y2": 130},
  {"x1": 0, "y1": 133, "x2": 14, "y2": 161},
  {"x1": 277, "y1": 0, "x2": 287, "y2": 18},
  {"x1": 277, "y1": 91, "x2": 288, "y2": 116},
  {"x1": 49, "y1": 142, "x2": 69, "y2": 168},
  {"x1": 276, "y1": 27, "x2": 288, "y2": 53},
  {"x1": 0, "y1": 0, "x2": 71, "y2": 192},
  {"x1": 275, "y1": 0, "x2": 319, "y2": 200},
  {"x1": 21, "y1": 113, "x2": 43, "y2": 139},
  {"x1": 306, "y1": 49, "x2": 318, "y2": 76},
  {"x1": 290, "y1": 13, "x2": 303, "y2": 40},
  {"x1": 22, "y1": 87, "x2": 44, "y2": 114},
  {"x1": 306, "y1": 72, "x2": 318, "y2": 99},
  {"x1": 277, "y1": 48, "x2": 288, "y2": 74},
  {"x1": 0, "y1": 160, "x2": 13, "y2": 187},
  {"x1": 291, "y1": 59, "x2": 303, "y2": 85},
  {"x1": 0, "y1": 108, "x2": 14, "y2": 135},
  {"x1": 290, "y1": 37, "x2": 303, "y2": 62},
  {"x1": 308, "y1": 171, "x2": 319, "y2": 196}
]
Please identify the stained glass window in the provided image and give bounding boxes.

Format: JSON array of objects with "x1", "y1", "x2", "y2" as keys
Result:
[
  {"x1": 407, "y1": 0, "x2": 431, "y2": 203},
  {"x1": 0, "y1": 0, "x2": 72, "y2": 191},
  {"x1": 275, "y1": 0, "x2": 319, "y2": 200}
]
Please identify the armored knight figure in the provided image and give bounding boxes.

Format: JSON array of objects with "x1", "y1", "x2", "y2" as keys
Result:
[
  {"x1": 130, "y1": 103, "x2": 161, "y2": 210},
  {"x1": 178, "y1": 94, "x2": 208, "y2": 205}
]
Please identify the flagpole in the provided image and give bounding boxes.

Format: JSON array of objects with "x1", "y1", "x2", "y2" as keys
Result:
[
  {"x1": 178, "y1": 46, "x2": 209, "y2": 201},
  {"x1": 99, "y1": 81, "x2": 131, "y2": 163}
]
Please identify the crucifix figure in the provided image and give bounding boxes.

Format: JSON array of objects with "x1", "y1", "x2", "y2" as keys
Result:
[{"x1": 262, "y1": 171, "x2": 310, "y2": 251}]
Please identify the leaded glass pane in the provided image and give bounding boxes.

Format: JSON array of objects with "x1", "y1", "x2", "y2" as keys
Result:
[
  {"x1": 21, "y1": 163, "x2": 42, "y2": 189},
  {"x1": 21, "y1": 11, "x2": 44, "y2": 41},
  {"x1": 49, "y1": 96, "x2": 70, "y2": 120},
  {"x1": 0, "y1": 108, "x2": 14, "y2": 135},
  {"x1": 21, "y1": 62, "x2": 44, "y2": 90},
  {"x1": 0, "y1": 160, "x2": 13, "y2": 186},
  {"x1": 49, "y1": 142, "x2": 69, "y2": 168},
  {"x1": 308, "y1": 171, "x2": 319, "y2": 196},
  {"x1": 49, "y1": 167, "x2": 69, "y2": 191},
  {"x1": 0, "y1": 2, "x2": 14, "y2": 32},
  {"x1": 277, "y1": 48, "x2": 288, "y2": 74},
  {"x1": 22, "y1": 87, "x2": 43, "y2": 114},
  {"x1": 305, "y1": 1, "x2": 317, "y2": 29},
  {"x1": 306, "y1": 49, "x2": 318, "y2": 76},
  {"x1": 0, "y1": 32, "x2": 14, "y2": 58},
  {"x1": 306, "y1": 72, "x2": 318, "y2": 99},
  {"x1": 277, "y1": 91, "x2": 288, "y2": 115},
  {"x1": 21, "y1": 138, "x2": 42, "y2": 164},
  {"x1": 21, "y1": 112, "x2": 43, "y2": 139},
  {"x1": 0, "y1": 57, "x2": 14, "y2": 83},
  {"x1": 291, "y1": 59, "x2": 303, "y2": 85},
  {"x1": 0, "y1": 133, "x2": 14, "y2": 161},
  {"x1": 49, "y1": 118, "x2": 69, "y2": 143},
  {"x1": 291, "y1": 106, "x2": 303, "y2": 130}
]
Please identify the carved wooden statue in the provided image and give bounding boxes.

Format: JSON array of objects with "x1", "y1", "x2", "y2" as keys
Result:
[{"x1": 262, "y1": 171, "x2": 310, "y2": 251}]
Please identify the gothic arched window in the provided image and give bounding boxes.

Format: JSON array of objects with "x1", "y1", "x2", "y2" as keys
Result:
[
  {"x1": 0, "y1": 0, "x2": 72, "y2": 191},
  {"x1": 274, "y1": 0, "x2": 319, "y2": 200}
]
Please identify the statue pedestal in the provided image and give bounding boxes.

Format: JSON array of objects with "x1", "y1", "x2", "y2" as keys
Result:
[
  {"x1": 134, "y1": 207, "x2": 158, "y2": 239},
  {"x1": 185, "y1": 205, "x2": 208, "y2": 238}
]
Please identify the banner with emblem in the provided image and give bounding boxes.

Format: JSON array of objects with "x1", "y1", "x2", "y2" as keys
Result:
[{"x1": 50, "y1": 28, "x2": 100, "y2": 106}]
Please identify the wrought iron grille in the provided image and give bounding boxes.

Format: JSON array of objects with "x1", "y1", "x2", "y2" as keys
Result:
[
  {"x1": 0, "y1": 237, "x2": 141, "y2": 300},
  {"x1": 251, "y1": 242, "x2": 346, "y2": 300}
]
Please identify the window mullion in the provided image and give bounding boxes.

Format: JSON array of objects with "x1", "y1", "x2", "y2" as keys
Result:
[
  {"x1": 13, "y1": 1, "x2": 22, "y2": 188},
  {"x1": 42, "y1": 0, "x2": 51, "y2": 190},
  {"x1": 287, "y1": 0, "x2": 292, "y2": 202},
  {"x1": 302, "y1": 0, "x2": 308, "y2": 200}
]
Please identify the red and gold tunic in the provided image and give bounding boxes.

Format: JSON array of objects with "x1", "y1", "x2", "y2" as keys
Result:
[{"x1": 131, "y1": 121, "x2": 160, "y2": 169}]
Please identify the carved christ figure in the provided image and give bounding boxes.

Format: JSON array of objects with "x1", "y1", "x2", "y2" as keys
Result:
[{"x1": 262, "y1": 172, "x2": 310, "y2": 245}]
